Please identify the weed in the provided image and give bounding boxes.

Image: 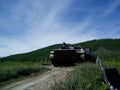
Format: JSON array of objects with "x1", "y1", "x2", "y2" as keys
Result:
[{"x1": 51, "y1": 63, "x2": 109, "y2": 90}]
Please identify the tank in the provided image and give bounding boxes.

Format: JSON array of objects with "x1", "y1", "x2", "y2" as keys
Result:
[{"x1": 50, "y1": 43, "x2": 96, "y2": 67}]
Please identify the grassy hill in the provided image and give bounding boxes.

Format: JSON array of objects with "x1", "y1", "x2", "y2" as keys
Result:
[
  {"x1": 0, "y1": 38, "x2": 120, "y2": 63},
  {"x1": 75, "y1": 38, "x2": 120, "y2": 50},
  {"x1": 0, "y1": 38, "x2": 120, "y2": 87},
  {"x1": 51, "y1": 39, "x2": 120, "y2": 90},
  {"x1": 0, "y1": 44, "x2": 61, "y2": 63}
]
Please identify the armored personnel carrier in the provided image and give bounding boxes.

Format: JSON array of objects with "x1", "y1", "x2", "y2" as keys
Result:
[{"x1": 50, "y1": 43, "x2": 96, "y2": 66}]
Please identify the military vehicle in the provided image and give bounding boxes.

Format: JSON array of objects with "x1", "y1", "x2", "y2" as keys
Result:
[{"x1": 50, "y1": 43, "x2": 96, "y2": 66}]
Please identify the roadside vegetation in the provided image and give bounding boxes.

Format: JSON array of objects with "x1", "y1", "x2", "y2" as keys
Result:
[
  {"x1": 0, "y1": 38, "x2": 119, "y2": 88},
  {"x1": 0, "y1": 61, "x2": 48, "y2": 86},
  {"x1": 95, "y1": 49, "x2": 120, "y2": 71},
  {"x1": 51, "y1": 39, "x2": 120, "y2": 90},
  {"x1": 82, "y1": 39, "x2": 120, "y2": 71},
  {"x1": 51, "y1": 48, "x2": 120, "y2": 90},
  {"x1": 51, "y1": 63, "x2": 108, "y2": 90}
]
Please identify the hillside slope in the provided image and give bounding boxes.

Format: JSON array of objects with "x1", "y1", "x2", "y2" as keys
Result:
[
  {"x1": 0, "y1": 39, "x2": 120, "y2": 63},
  {"x1": 0, "y1": 44, "x2": 60, "y2": 62}
]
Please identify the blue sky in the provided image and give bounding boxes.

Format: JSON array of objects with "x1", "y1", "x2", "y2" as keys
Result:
[{"x1": 0, "y1": 0, "x2": 120, "y2": 56}]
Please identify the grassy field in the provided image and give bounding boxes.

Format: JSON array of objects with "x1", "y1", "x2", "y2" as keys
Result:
[
  {"x1": 0, "y1": 61, "x2": 48, "y2": 86},
  {"x1": 103, "y1": 61, "x2": 120, "y2": 71},
  {"x1": 94, "y1": 47, "x2": 120, "y2": 71},
  {"x1": 51, "y1": 39, "x2": 120, "y2": 90},
  {"x1": 0, "y1": 39, "x2": 119, "y2": 88},
  {"x1": 51, "y1": 63, "x2": 109, "y2": 90}
]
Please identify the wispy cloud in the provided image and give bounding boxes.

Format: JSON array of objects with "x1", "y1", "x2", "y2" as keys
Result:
[
  {"x1": 0, "y1": 0, "x2": 96, "y2": 56},
  {"x1": 0, "y1": 0, "x2": 120, "y2": 56},
  {"x1": 103, "y1": 0, "x2": 120, "y2": 16}
]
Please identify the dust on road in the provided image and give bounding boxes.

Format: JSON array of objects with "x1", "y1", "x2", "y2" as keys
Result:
[{"x1": 0, "y1": 66, "x2": 74, "y2": 90}]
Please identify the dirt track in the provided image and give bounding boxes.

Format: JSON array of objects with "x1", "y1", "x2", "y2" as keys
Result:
[{"x1": 0, "y1": 66, "x2": 74, "y2": 90}]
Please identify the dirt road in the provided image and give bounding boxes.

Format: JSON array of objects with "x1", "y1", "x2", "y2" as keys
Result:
[{"x1": 0, "y1": 66, "x2": 74, "y2": 90}]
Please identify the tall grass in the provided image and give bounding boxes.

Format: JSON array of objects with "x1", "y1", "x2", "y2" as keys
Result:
[
  {"x1": 51, "y1": 63, "x2": 108, "y2": 90},
  {"x1": 0, "y1": 61, "x2": 48, "y2": 86},
  {"x1": 103, "y1": 61, "x2": 120, "y2": 71},
  {"x1": 94, "y1": 47, "x2": 120, "y2": 71}
]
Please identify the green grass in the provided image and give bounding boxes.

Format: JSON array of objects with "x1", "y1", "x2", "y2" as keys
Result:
[
  {"x1": 0, "y1": 44, "x2": 60, "y2": 63},
  {"x1": 103, "y1": 61, "x2": 120, "y2": 71},
  {"x1": 75, "y1": 39, "x2": 120, "y2": 51},
  {"x1": 94, "y1": 47, "x2": 120, "y2": 71},
  {"x1": 0, "y1": 39, "x2": 119, "y2": 63},
  {"x1": 0, "y1": 38, "x2": 119, "y2": 88},
  {"x1": 51, "y1": 63, "x2": 109, "y2": 90},
  {"x1": 0, "y1": 61, "x2": 48, "y2": 86}
]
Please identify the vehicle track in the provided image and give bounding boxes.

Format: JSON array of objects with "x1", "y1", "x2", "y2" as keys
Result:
[{"x1": 0, "y1": 65, "x2": 74, "y2": 90}]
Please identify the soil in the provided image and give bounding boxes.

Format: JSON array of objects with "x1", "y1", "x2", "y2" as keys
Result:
[{"x1": 0, "y1": 65, "x2": 74, "y2": 90}]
